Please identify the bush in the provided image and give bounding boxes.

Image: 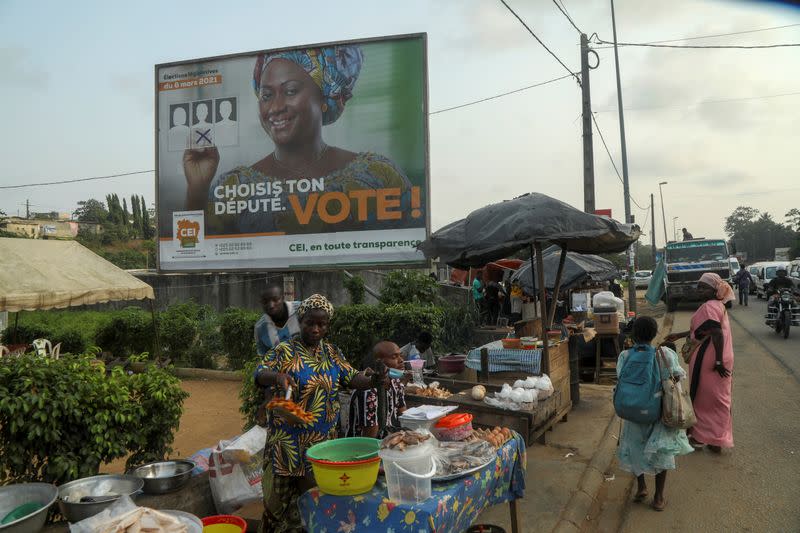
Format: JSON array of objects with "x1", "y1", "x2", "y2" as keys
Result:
[
  {"x1": 220, "y1": 308, "x2": 260, "y2": 370},
  {"x1": 159, "y1": 302, "x2": 221, "y2": 368},
  {"x1": 328, "y1": 304, "x2": 382, "y2": 369},
  {"x1": 380, "y1": 270, "x2": 440, "y2": 305},
  {"x1": 0, "y1": 353, "x2": 188, "y2": 484},
  {"x1": 376, "y1": 303, "x2": 444, "y2": 349},
  {"x1": 437, "y1": 304, "x2": 477, "y2": 353},
  {"x1": 239, "y1": 358, "x2": 262, "y2": 431},
  {"x1": 343, "y1": 274, "x2": 366, "y2": 304},
  {"x1": 95, "y1": 307, "x2": 155, "y2": 356}
]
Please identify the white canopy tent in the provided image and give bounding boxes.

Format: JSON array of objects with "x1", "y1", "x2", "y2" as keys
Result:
[{"x1": 0, "y1": 238, "x2": 154, "y2": 312}]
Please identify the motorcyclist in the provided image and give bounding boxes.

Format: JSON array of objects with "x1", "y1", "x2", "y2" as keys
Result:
[{"x1": 766, "y1": 267, "x2": 794, "y2": 321}]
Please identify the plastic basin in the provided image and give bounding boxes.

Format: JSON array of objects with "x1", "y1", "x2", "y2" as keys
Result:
[
  {"x1": 307, "y1": 437, "x2": 381, "y2": 496},
  {"x1": 201, "y1": 515, "x2": 246, "y2": 533}
]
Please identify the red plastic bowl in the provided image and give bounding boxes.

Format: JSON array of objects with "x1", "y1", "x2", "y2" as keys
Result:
[
  {"x1": 201, "y1": 515, "x2": 247, "y2": 532},
  {"x1": 437, "y1": 354, "x2": 466, "y2": 374}
]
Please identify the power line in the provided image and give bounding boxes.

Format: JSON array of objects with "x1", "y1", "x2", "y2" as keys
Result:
[
  {"x1": 430, "y1": 73, "x2": 575, "y2": 115},
  {"x1": 597, "y1": 23, "x2": 800, "y2": 47},
  {"x1": 0, "y1": 170, "x2": 154, "y2": 190},
  {"x1": 499, "y1": 0, "x2": 580, "y2": 82},
  {"x1": 591, "y1": 35, "x2": 800, "y2": 50},
  {"x1": 589, "y1": 112, "x2": 646, "y2": 211},
  {"x1": 552, "y1": 0, "x2": 582, "y2": 34},
  {"x1": 594, "y1": 89, "x2": 800, "y2": 113}
]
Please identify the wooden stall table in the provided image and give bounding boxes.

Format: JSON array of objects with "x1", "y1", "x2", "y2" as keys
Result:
[
  {"x1": 298, "y1": 432, "x2": 527, "y2": 533},
  {"x1": 594, "y1": 333, "x2": 620, "y2": 383}
]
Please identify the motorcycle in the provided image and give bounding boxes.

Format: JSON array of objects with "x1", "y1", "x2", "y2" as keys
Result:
[{"x1": 765, "y1": 289, "x2": 800, "y2": 339}]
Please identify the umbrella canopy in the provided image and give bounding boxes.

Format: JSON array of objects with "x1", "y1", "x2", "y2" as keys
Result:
[
  {"x1": 510, "y1": 250, "x2": 618, "y2": 294},
  {"x1": 418, "y1": 193, "x2": 640, "y2": 268}
]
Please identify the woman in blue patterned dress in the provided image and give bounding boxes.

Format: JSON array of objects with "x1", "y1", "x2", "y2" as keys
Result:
[
  {"x1": 616, "y1": 316, "x2": 694, "y2": 511},
  {"x1": 254, "y1": 294, "x2": 379, "y2": 533},
  {"x1": 183, "y1": 45, "x2": 414, "y2": 235}
]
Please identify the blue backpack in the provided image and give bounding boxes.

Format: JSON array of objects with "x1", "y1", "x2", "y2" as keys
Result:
[{"x1": 613, "y1": 345, "x2": 662, "y2": 424}]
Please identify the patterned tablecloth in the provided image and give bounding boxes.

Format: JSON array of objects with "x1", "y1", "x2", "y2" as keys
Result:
[
  {"x1": 466, "y1": 340, "x2": 542, "y2": 374},
  {"x1": 298, "y1": 432, "x2": 527, "y2": 533}
]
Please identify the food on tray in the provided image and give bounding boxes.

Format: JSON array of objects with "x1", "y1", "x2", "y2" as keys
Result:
[
  {"x1": 467, "y1": 426, "x2": 513, "y2": 448},
  {"x1": 471, "y1": 384, "x2": 487, "y2": 400},
  {"x1": 433, "y1": 440, "x2": 495, "y2": 477},
  {"x1": 266, "y1": 398, "x2": 315, "y2": 424},
  {"x1": 93, "y1": 507, "x2": 187, "y2": 532},
  {"x1": 380, "y1": 430, "x2": 432, "y2": 452},
  {"x1": 406, "y1": 382, "x2": 451, "y2": 399}
]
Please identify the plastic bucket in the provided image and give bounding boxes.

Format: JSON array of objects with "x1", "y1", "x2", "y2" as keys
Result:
[
  {"x1": 379, "y1": 440, "x2": 436, "y2": 504},
  {"x1": 382, "y1": 455, "x2": 436, "y2": 504}
]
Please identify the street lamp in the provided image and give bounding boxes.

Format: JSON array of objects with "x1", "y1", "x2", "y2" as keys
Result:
[
  {"x1": 658, "y1": 181, "x2": 668, "y2": 246},
  {"x1": 673, "y1": 216, "x2": 679, "y2": 241}
]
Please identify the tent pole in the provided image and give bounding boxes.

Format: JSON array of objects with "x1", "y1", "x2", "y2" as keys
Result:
[
  {"x1": 529, "y1": 244, "x2": 537, "y2": 318},
  {"x1": 535, "y1": 242, "x2": 550, "y2": 374},
  {"x1": 149, "y1": 299, "x2": 161, "y2": 360},
  {"x1": 548, "y1": 246, "x2": 568, "y2": 328}
]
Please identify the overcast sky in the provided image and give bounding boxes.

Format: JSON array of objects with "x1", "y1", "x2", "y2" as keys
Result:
[{"x1": 1, "y1": 0, "x2": 798, "y2": 248}]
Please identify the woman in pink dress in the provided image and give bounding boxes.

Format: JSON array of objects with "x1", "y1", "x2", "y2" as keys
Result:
[{"x1": 665, "y1": 273, "x2": 734, "y2": 453}]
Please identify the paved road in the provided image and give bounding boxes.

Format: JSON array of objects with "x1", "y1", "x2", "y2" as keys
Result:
[{"x1": 618, "y1": 304, "x2": 800, "y2": 532}]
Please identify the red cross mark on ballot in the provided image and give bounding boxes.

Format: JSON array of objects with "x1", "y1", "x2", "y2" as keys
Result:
[{"x1": 339, "y1": 473, "x2": 350, "y2": 486}]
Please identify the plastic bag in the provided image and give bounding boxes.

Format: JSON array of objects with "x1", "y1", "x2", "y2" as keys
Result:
[
  {"x1": 69, "y1": 495, "x2": 138, "y2": 533},
  {"x1": 535, "y1": 374, "x2": 554, "y2": 400},
  {"x1": 209, "y1": 425, "x2": 267, "y2": 514},
  {"x1": 433, "y1": 440, "x2": 495, "y2": 477},
  {"x1": 497, "y1": 383, "x2": 513, "y2": 399},
  {"x1": 484, "y1": 396, "x2": 522, "y2": 411}
]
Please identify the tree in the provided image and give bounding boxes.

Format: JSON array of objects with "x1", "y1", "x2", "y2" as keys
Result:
[
  {"x1": 141, "y1": 196, "x2": 154, "y2": 240},
  {"x1": 122, "y1": 197, "x2": 130, "y2": 228},
  {"x1": 75, "y1": 199, "x2": 108, "y2": 223},
  {"x1": 131, "y1": 195, "x2": 142, "y2": 238},
  {"x1": 724, "y1": 206, "x2": 760, "y2": 238},
  {"x1": 785, "y1": 208, "x2": 800, "y2": 233}
]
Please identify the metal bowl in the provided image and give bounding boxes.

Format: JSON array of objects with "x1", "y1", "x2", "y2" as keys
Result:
[
  {"x1": 130, "y1": 460, "x2": 195, "y2": 495},
  {"x1": 0, "y1": 483, "x2": 58, "y2": 533},
  {"x1": 57, "y1": 474, "x2": 144, "y2": 523}
]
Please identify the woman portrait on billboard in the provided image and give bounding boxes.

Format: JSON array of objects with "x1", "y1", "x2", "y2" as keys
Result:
[{"x1": 182, "y1": 44, "x2": 414, "y2": 234}]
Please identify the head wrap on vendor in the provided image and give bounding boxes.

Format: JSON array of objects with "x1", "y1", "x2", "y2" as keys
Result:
[
  {"x1": 298, "y1": 293, "x2": 334, "y2": 320},
  {"x1": 698, "y1": 272, "x2": 735, "y2": 304},
  {"x1": 253, "y1": 45, "x2": 364, "y2": 125}
]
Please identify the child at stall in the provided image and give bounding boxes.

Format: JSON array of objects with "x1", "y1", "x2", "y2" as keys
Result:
[{"x1": 347, "y1": 341, "x2": 407, "y2": 438}]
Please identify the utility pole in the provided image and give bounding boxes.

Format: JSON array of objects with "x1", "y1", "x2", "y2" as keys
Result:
[
  {"x1": 25, "y1": 199, "x2": 30, "y2": 219},
  {"x1": 580, "y1": 33, "x2": 596, "y2": 213},
  {"x1": 650, "y1": 194, "x2": 656, "y2": 266},
  {"x1": 610, "y1": 0, "x2": 636, "y2": 314},
  {"x1": 658, "y1": 181, "x2": 668, "y2": 245}
]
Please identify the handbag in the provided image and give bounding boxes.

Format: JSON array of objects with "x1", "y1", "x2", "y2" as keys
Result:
[
  {"x1": 656, "y1": 348, "x2": 696, "y2": 429},
  {"x1": 680, "y1": 335, "x2": 700, "y2": 364}
]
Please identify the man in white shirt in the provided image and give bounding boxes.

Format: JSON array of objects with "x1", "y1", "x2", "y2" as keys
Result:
[
  {"x1": 399, "y1": 331, "x2": 435, "y2": 368},
  {"x1": 254, "y1": 283, "x2": 301, "y2": 355}
]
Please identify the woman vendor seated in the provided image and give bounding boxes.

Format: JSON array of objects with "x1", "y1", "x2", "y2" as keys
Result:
[
  {"x1": 254, "y1": 294, "x2": 380, "y2": 533},
  {"x1": 347, "y1": 340, "x2": 407, "y2": 439}
]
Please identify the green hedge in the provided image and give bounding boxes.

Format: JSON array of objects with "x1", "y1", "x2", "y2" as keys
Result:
[
  {"x1": 220, "y1": 308, "x2": 260, "y2": 371},
  {"x1": 0, "y1": 353, "x2": 188, "y2": 484}
]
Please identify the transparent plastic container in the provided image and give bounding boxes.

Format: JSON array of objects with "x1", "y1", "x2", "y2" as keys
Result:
[{"x1": 379, "y1": 440, "x2": 436, "y2": 504}]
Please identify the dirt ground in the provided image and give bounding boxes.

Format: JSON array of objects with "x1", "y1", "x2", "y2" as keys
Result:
[{"x1": 105, "y1": 378, "x2": 245, "y2": 473}]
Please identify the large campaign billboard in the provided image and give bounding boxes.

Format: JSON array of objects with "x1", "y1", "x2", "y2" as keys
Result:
[{"x1": 156, "y1": 33, "x2": 429, "y2": 271}]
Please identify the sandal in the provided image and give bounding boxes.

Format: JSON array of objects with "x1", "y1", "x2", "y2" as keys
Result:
[
  {"x1": 651, "y1": 498, "x2": 667, "y2": 512},
  {"x1": 689, "y1": 437, "x2": 705, "y2": 449},
  {"x1": 633, "y1": 489, "x2": 649, "y2": 503}
]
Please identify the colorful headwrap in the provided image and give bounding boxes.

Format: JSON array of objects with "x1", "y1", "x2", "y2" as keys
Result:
[
  {"x1": 253, "y1": 45, "x2": 363, "y2": 125},
  {"x1": 298, "y1": 293, "x2": 334, "y2": 320},
  {"x1": 698, "y1": 273, "x2": 735, "y2": 304}
]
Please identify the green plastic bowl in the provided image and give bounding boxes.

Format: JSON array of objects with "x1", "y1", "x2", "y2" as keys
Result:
[{"x1": 306, "y1": 437, "x2": 379, "y2": 463}]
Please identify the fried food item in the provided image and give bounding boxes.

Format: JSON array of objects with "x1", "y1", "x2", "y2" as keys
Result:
[
  {"x1": 408, "y1": 386, "x2": 451, "y2": 399},
  {"x1": 470, "y1": 427, "x2": 513, "y2": 448},
  {"x1": 267, "y1": 398, "x2": 315, "y2": 425},
  {"x1": 380, "y1": 430, "x2": 432, "y2": 451}
]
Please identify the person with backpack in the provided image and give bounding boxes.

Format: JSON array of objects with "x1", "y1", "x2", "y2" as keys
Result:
[{"x1": 615, "y1": 316, "x2": 694, "y2": 511}]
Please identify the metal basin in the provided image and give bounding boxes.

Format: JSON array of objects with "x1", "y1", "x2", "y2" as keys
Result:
[
  {"x1": 130, "y1": 460, "x2": 195, "y2": 494},
  {"x1": 57, "y1": 474, "x2": 143, "y2": 523},
  {"x1": 0, "y1": 483, "x2": 58, "y2": 533}
]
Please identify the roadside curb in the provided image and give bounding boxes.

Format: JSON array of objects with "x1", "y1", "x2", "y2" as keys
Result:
[{"x1": 553, "y1": 410, "x2": 620, "y2": 531}]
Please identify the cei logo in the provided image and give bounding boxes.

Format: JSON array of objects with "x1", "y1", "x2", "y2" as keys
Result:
[{"x1": 176, "y1": 219, "x2": 200, "y2": 248}]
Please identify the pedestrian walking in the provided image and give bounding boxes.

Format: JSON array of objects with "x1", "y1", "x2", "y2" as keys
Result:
[
  {"x1": 733, "y1": 263, "x2": 753, "y2": 306},
  {"x1": 666, "y1": 273, "x2": 735, "y2": 453},
  {"x1": 616, "y1": 316, "x2": 694, "y2": 511}
]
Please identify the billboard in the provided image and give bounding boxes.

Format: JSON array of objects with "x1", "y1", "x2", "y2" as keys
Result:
[{"x1": 156, "y1": 34, "x2": 429, "y2": 271}]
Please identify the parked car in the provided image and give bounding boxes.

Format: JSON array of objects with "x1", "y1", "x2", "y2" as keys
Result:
[
  {"x1": 789, "y1": 259, "x2": 800, "y2": 294},
  {"x1": 633, "y1": 270, "x2": 653, "y2": 289},
  {"x1": 755, "y1": 261, "x2": 790, "y2": 299}
]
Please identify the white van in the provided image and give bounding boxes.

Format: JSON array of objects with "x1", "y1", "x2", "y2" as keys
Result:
[
  {"x1": 789, "y1": 259, "x2": 800, "y2": 294},
  {"x1": 755, "y1": 261, "x2": 790, "y2": 299},
  {"x1": 729, "y1": 257, "x2": 740, "y2": 281}
]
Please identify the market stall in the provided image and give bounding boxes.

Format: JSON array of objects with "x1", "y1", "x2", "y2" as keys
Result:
[{"x1": 299, "y1": 432, "x2": 526, "y2": 533}]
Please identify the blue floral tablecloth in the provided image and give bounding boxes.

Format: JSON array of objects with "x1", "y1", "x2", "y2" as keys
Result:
[
  {"x1": 299, "y1": 432, "x2": 527, "y2": 533},
  {"x1": 466, "y1": 340, "x2": 542, "y2": 373}
]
